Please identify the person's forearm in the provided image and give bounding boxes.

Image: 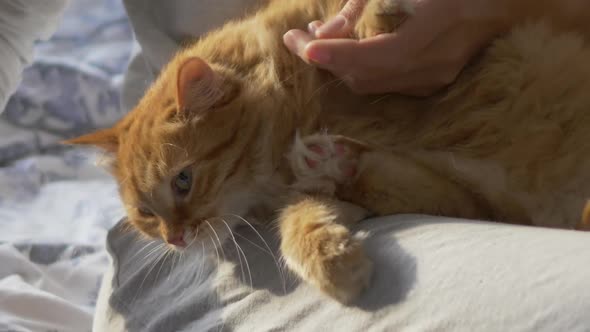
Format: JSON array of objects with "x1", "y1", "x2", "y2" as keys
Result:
[{"x1": 0, "y1": 0, "x2": 69, "y2": 112}]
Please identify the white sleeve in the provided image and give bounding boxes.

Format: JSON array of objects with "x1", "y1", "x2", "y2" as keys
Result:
[{"x1": 0, "y1": 0, "x2": 70, "y2": 112}]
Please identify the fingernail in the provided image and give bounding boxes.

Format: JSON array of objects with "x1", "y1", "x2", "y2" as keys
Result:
[
  {"x1": 316, "y1": 15, "x2": 347, "y2": 38},
  {"x1": 283, "y1": 30, "x2": 299, "y2": 53},
  {"x1": 307, "y1": 46, "x2": 331, "y2": 64},
  {"x1": 307, "y1": 21, "x2": 323, "y2": 36},
  {"x1": 283, "y1": 30, "x2": 312, "y2": 57}
]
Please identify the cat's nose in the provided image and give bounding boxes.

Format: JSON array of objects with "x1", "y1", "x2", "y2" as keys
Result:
[{"x1": 166, "y1": 234, "x2": 186, "y2": 247}]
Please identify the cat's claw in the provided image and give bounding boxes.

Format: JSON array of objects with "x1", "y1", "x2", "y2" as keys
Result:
[{"x1": 288, "y1": 133, "x2": 369, "y2": 195}]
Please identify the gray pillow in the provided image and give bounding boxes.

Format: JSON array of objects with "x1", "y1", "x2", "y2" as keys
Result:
[
  {"x1": 119, "y1": 0, "x2": 263, "y2": 112},
  {"x1": 94, "y1": 215, "x2": 590, "y2": 331}
]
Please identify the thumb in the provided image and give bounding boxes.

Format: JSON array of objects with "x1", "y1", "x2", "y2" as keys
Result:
[{"x1": 315, "y1": 0, "x2": 369, "y2": 38}]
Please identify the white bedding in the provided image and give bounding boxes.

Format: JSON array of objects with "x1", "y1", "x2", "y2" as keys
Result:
[
  {"x1": 0, "y1": 0, "x2": 131, "y2": 331},
  {"x1": 4, "y1": 0, "x2": 590, "y2": 331}
]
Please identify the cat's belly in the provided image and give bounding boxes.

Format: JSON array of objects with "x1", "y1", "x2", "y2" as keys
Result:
[
  {"x1": 315, "y1": 113, "x2": 589, "y2": 227},
  {"x1": 411, "y1": 151, "x2": 589, "y2": 228}
]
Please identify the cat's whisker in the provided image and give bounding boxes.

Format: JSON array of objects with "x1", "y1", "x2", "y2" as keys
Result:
[
  {"x1": 184, "y1": 230, "x2": 198, "y2": 251},
  {"x1": 208, "y1": 234, "x2": 221, "y2": 268},
  {"x1": 142, "y1": 243, "x2": 166, "y2": 262},
  {"x1": 213, "y1": 218, "x2": 246, "y2": 283},
  {"x1": 233, "y1": 239, "x2": 253, "y2": 289},
  {"x1": 222, "y1": 215, "x2": 278, "y2": 255},
  {"x1": 169, "y1": 249, "x2": 180, "y2": 282},
  {"x1": 277, "y1": 254, "x2": 298, "y2": 289},
  {"x1": 139, "y1": 243, "x2": 163, "y2": 263},
  {"x1": 219, "y1": 218, "x2": 253, "y2": 289},
  {"x1": 370, "y1": 94, "x2": 391, "y2": 105},
  {"x1": 178, "y1": 248, "x2": 185, "y2": 274},
  {"x1": 205, "y1": 220, "x2": 227, "y2": 261},
  {"x1": 304, "y1": 77, "x2": 342, "y2": 106},
  {"x1": 222, "y1": 214, "x2": 286, "y2": 294},
  {"x1": 275, "y1": 65, "x2": 314, "y2": 87},
  {"x1": 233, "y1": 232, "x2": 271, "y2": 255},
  {"x1": 335, "y1": 77, "x2": 348, "y2": 88},
  {"x1": 222, "y1": 214, "x2": 274, "y2": 255},
  {"x1": 198, "y1": 242, "x2": 206, "y2": 282},
  {"x1": 130, "y1": 240, "x2": 158, "y2": 261},
  {"x1": 133, "y1": 247, "x2": 168, "y2": 304},
  {"x1": 135, "y1": 246, "x2": 165, "y2": 283},
  {"x1": 155, "y1": 247, "x2": 173, "y2": 283}
]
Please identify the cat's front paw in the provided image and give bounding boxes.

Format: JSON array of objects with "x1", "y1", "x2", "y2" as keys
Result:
[
  {"x1": 288, "y1": 133, "x2": 370, "y2": 195},
  {"x1": 285, "y1": 222, "x2": 373, "y2": 304},
  {"x1": 355, "y1": 0, "x2": 413, "y2": 39}
]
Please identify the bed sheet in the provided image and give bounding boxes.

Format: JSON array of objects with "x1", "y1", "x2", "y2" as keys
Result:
[{"x1": 0, "y1": 0, "x2": 132, "y2": 331}]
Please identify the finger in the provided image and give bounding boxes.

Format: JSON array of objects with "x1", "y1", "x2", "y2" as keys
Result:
[
  {"x1": 283, "y1": 29, "x2": 315, "y2": 63},
  {"x1": 308, "y1": 0, "x2": 442, "y2": 66},
  {"x1": 322, "y1": 22, "x2": 441, "y2": 71},
  {"x1": 316, "y1": 0, "x2": 369, "y2": 38},
  {"x1": 307, "y1": 20, "x2": 323, "y2": 36},
  {"x1": 338, "y1": 0, "x2": 369, "y2": 22},
  {"x1": 303, "y1": 38, "x2": 361, "y2": 70},
  {"x1": 315, "y1": 15, "x2": 348, "y2": 38}
]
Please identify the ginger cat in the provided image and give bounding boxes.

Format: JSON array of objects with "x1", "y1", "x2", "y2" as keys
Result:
[{"x1": 66, "y1": 0, "x2": 590, "y2": 304}]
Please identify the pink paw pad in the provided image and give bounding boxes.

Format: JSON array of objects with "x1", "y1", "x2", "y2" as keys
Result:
[
  {"x1": 303, "y1": 142, "x2": 358, "y2": 178},
  {"x1": 304, "y1": 144, "x2": 327, "y2": 169}
]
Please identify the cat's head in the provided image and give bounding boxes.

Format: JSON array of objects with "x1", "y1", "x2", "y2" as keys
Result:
[{"x1": 66, "y1": 56, "x2": 275, "y2": 248}]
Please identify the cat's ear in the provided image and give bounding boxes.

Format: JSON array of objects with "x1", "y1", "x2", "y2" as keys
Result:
[
  {"x1": 176, "y1": 57, "x2": 223, "y2": 113},
  {"x1": 62, "y1": 128, "x2": 119, "y2": 153}
]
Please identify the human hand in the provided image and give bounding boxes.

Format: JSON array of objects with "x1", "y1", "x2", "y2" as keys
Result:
[{"x1": 283, "y1": 0, "x2": 515, "y2": 96}]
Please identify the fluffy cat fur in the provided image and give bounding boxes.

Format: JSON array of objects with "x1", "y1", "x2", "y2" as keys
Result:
[{"x1": 66, "y1": 0, "x2": 590, "y2": 304}]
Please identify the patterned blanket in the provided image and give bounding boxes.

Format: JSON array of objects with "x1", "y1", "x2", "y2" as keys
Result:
[{"x1": 0, "y1": 0, "x2": 131, "y2": 330}]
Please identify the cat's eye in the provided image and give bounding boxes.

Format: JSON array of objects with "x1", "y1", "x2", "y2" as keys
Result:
[
  {"x1": 173, "y1": 168, "x2": 193, "y2": 196},
  {"x1": 137, "y1": 206, "x2": 155, "y2": 218}
]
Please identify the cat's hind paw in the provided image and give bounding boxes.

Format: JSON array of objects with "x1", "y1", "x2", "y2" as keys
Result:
[
  {"x1": 355, "y1": 0, "x2": 414, "y2": 39},
  {"x1": 288, "y1": 133, "x2": 369, "y2": 195}
]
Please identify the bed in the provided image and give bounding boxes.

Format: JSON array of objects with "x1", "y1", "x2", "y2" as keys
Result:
[
  {"x1": 0, "y1": 0, "x2": 130, "y2": 330},
  {"x1": 2, "y1": 1, "x2": 590, "y2": 331}
]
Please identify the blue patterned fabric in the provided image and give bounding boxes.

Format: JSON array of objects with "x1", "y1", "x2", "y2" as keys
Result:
[
  {"x1": 1, "y1": 0, "x2": 133, "y2": 164},
  {"x1": 0, "y1": 0, "x2": 131, "y2": 231},
  {"x1": 0, "y1": 1, "x2": 132, "y2": 330}
]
